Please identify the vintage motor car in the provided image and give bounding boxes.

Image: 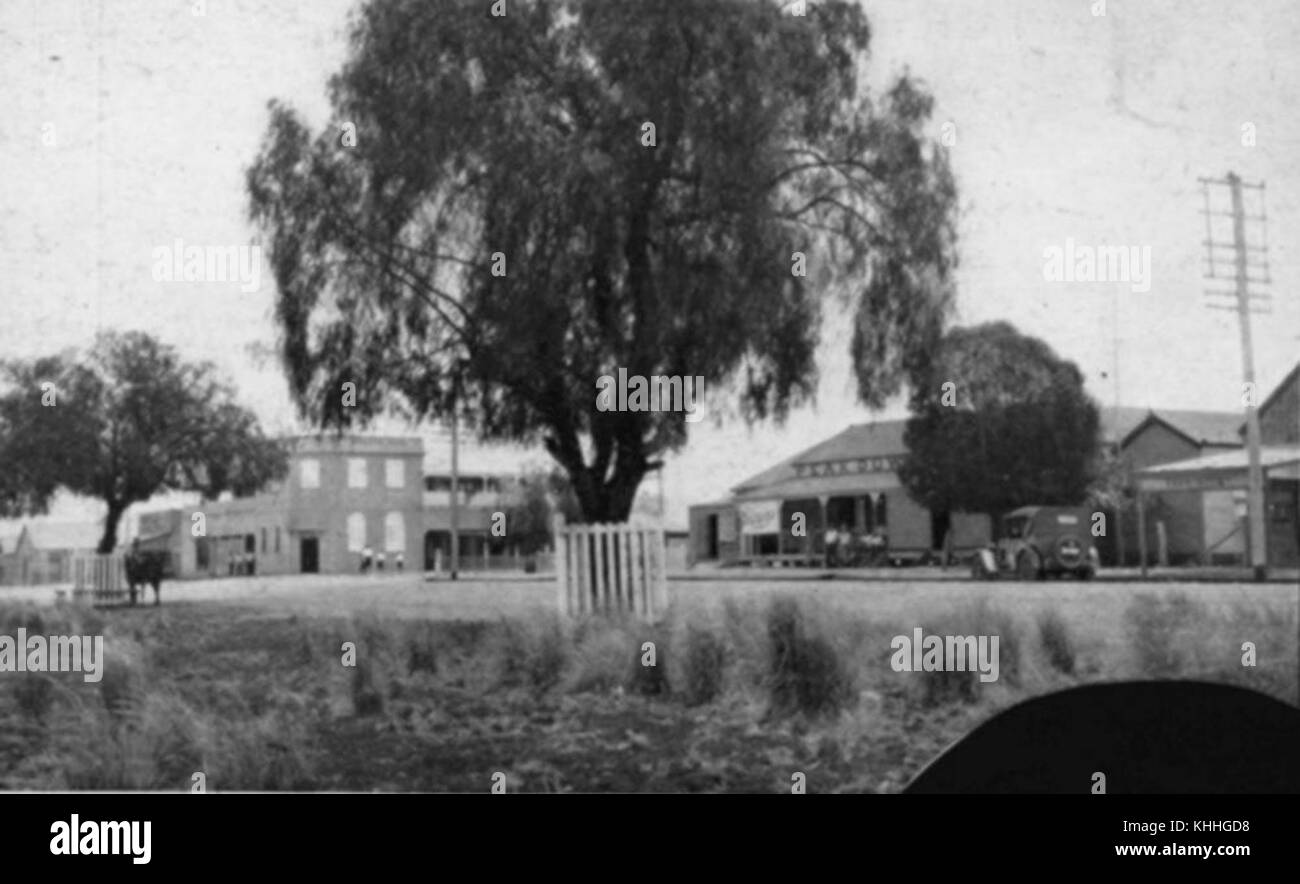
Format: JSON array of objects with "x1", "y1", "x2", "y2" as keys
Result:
[{"x1": 971, "y1": 505, "x2": 1100, "y2": 580}]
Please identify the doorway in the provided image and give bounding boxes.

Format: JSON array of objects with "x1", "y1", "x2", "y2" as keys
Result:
[
  {"x1": 300, "y1": 536, "x2": 319, "y2": 574},
  {"x1": 1266, "y1": 480, "x2": 1299, "y2": 567}
]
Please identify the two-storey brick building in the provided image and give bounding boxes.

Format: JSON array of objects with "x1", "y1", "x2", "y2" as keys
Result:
[{"x1": 137, "y1": 435, "x2": 425, "y2": 577}]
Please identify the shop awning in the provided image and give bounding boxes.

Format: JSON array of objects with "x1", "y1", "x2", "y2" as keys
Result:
[{"x1": 1135, "y1": 445, "x2": 1300, "y2": 492}]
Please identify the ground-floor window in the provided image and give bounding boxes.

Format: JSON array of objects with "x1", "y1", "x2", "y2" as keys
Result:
[
  {"x1": 347, "y1": 513, "x2": 366, "y2": 552},
  {"x1": 384, "y1": 512, "x2": 406, "y2": 552}
]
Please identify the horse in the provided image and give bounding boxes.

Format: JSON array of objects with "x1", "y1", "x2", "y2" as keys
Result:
[{"x1": 124, "y1": 549, "x2": 167, "y2": 606}]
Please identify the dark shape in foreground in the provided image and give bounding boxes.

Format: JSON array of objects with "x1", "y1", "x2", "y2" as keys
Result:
[
  {"x1": 124, "y1": 548, "x2": 166, "y2": 607},
  {"x1": 904, "y1": 681, "x2": 1300, "y2": 794}
]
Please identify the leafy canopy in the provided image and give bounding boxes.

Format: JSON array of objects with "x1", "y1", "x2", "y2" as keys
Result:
[
  {"x1": 248, "y1": 0, "x2": 958, "y2": 520},
  {"x1": 0, "y1": 331, "x2": 288, "y2": 552},
  {"x1": 897, "y1": 322, "x2": 1102, "y2": 521}
]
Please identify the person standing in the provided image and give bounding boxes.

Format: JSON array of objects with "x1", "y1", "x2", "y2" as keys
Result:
[
  {"x1": 376, "y1": 550, "x2": 386, "y2": 572},
  {"x1": 823, "y1": 524, "x2": 839, "y2": 569},
  {"x1": 361, "y1": 545, "x2": 373, "y2": 574},
  {"x1": 395, "y1": 551, "x2": 405, "y2": 572}
]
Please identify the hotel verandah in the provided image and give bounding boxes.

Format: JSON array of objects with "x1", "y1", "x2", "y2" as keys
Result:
[{"x1": 687, "y1": 419, "x2": 990, "y2": 569}]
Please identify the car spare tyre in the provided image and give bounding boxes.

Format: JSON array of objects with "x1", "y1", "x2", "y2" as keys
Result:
[{"x1": 1054, "y1": 534, "x2": 1085, "y2": 569}]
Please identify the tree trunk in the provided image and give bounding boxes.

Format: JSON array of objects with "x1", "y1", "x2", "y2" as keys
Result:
[
  {"x1": 569, "y1": 463, "x2": 647, "y2": 524},
  {"x1": 544, "y1": 416, "x2": 651, "y2": 525},
  {"x1": 98, "y1": 500, "x2": 126, "y2": 554}
]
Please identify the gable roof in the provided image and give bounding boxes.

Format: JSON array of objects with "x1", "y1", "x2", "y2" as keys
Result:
[
  {"x1": 732, "y1": 420, "x2": 908, "y2": 497},
  {"x1": 1100, "y1": 407, "x2": 1244, "y2": 448},
  {"x1": 1099, "y1": 407, "x2": 1156, "y2": 444},
  {"x1": 1253, "y1": 361, "x2": 1300, "y2": 429},
  {"x1": 794, "y1": 421, "x2": 908, "y2": 464},
  {"x1": 728, "y1": 405, "x2": 1247, "y2": 503},
  {"x1": 1122, "y1": 409, "x2": 1245, "y2": 448}
]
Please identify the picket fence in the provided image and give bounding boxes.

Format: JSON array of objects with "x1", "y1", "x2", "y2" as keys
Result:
[
  {"x1": 71, "y1": 552, "x2": 129, "y2": 605},
  {"x1": 553, "y1": 516, "x2": 667, "y2": 617}
]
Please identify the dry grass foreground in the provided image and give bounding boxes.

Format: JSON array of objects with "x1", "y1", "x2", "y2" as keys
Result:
[{"x1": 0, "y1": 587, "x2": 1294, "y2": 792}]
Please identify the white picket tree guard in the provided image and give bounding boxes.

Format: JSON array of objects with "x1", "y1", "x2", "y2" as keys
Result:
[
  {"x1": 71, "y1": 552, "x2": 129, "y2": 605},
  {"x1": 553, "y1": 515, "x2": 667, "y2": 617}
]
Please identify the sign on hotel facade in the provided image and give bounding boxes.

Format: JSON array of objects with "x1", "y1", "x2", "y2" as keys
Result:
[{"x1": 793, "y1": 455, "x2": 905, "y2": 480}]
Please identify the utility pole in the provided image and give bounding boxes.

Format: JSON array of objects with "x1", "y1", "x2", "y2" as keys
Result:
[
  {"x1": 1112, "y1": 287, "x2": 1127, "y2": 568},
  {"x1": 1229, "y1": 174, "x2": 1267, "y2": 583},
  {"x1": 1200, "y1": 172, "x2": 1271, "y2": 582},
  {"x1": 449, "y1": 404, "x2": 460, "y2": 580}
]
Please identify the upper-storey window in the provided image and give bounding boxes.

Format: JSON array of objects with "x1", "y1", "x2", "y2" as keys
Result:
[
  {"x1": 385, "y1": 458, "x2": 405, "y2": 489},
  {"x1": 348, "y1": 457, "x2": 368, "y2": 489},
  {"x1": 299, "y1": 458, "x2": 320, "y2": 489}
]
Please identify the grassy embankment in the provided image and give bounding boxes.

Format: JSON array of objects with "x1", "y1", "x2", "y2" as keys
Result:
[{"x1": 0, "y1": 588, "x2": 1293, "y2": 791}]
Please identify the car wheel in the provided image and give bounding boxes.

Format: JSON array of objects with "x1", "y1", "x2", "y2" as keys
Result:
[
  {"x1": 1079, "y1": 567, "x2": 1095, "y2": 581},
  {"x1": 1017, "y1": 552, "x2": 1040, "y2": 581}
]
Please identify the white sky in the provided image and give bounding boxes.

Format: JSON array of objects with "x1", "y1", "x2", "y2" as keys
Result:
[{"x1": 2, "y1": 0, "x2": 1298, "y2": 531}]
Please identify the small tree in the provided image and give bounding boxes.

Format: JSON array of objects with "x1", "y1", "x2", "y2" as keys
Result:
[
  {"x1": 0, "y1": 331, "x2": 288, "y2": 553},
  {"x1": 502, "y1": 468, "x2": 582, "y2": 556},
  {"x1": 897, "y1": 322, "x2": 1102, "y2": 537}
]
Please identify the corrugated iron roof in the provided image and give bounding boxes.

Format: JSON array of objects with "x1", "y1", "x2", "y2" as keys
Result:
[
  {"x1": 1099, "y1": 407, "x2": 1154, "y2": 443},
  {"x1": 1144, "y1": 410, "x2": 1246, "y2": 447},
  {"x1": 732, "y1": 420, "x2": 908, "y2": 497},
  {"x1": 1255, "y1": 361, "x2": 1300, "y2": 424},
  {"x1": 730, "y1": 406, "x2": 1247, "y2": 502},
  {"x1": 1100, "y1": 407, "x2": 1243, "y2": 447},
  {"x1": 1138, "y1": 444, "x2": 1300, "y2": 475}
]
